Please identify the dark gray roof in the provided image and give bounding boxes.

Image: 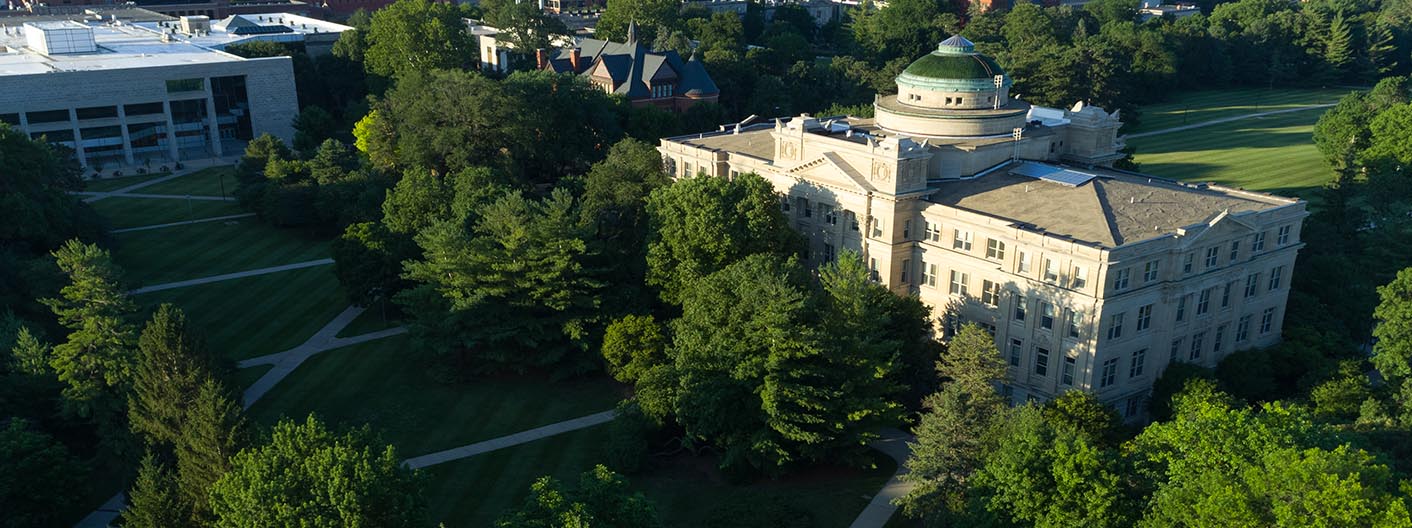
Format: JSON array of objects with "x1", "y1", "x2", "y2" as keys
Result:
[{"x1": 543, "y1": 37, "x2": 718, "y2": 97}]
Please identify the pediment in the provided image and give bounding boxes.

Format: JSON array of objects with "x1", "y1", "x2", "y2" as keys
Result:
[
  {"x1": 1174, "y1": 210, "x2": 1256, "y2": 248},
  {"x1": 784, "y1": 153, "x2": 876, "y2": 193}
]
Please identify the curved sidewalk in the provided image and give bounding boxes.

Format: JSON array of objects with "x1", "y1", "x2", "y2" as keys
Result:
[{"x1": 1126, "y1": 104, "x2": 1336, "y2": 139}]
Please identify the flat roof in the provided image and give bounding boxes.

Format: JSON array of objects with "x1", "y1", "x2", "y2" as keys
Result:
[
  {"x1": 929, "y1": 162, "x2": 1296, "y2": 248},
  {"x1": 0, "y1": 20, "x2": 248, "y2": 76},
  {"x1": 132, "y1": 13, "x2": 351, "y2": 48}
]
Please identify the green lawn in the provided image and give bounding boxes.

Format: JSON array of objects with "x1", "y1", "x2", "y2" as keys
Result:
[
  {"x1": 112, "y1": 218, "x2": 330, "y2": 286},
  {"x1": 421, "y1": 426, "x2": 896, "y2": 527},
  {"x1": 91, "y1": 197, "x2": 246, "y2": 230},
  {"x1": 83, "y1": 171, "x2": 172, "y2": 192},
  {"x1": 1128, "y1": 107, "x2": 1334, "y2": 199},
  {"x1": 234, "y1": 364, "x2": 274, "y2": 391},
  {"x1": 336, "y1": 304, "x2": 402, "y2": 338},
  {"x1": 247, "y1": 334, "x2": 624, "y2": 457},
  {"x1": 1129, "y1": 87, "x2": 1352, "y2": 134},
  {"x1": 137, "y1": 166, "x2": 239, "y2": 197},
  {"x1": 133, "y1": 266, "x2": 347, "y2": 361}
]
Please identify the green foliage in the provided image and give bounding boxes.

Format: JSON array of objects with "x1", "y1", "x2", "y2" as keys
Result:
[
  {"x1": 1042, "y1": 390, "x2": 1122, "y2": 445},
  {"x1": 331, "y1": 221, "x2": 416, "y2": 307},
  {"x1": 937, "y1": 324, "x2": 1008, "y2": 395},
  {"x1": 496, "y1": 464, "x2": 661, "y2": 527},
  {"x1": 128, "y1": 304, "x2": 218, "y2": 448},
  {"x1": 399, "y1": 189, "x2": 605, "y2": 374},
  {"x1": 1374, "y1": 267, "x2": 1412, "y2": 381},
  {"x1": 850, "y1": 0, "x2": 959, "y2": 63},
  {"x1": 481, "y1": 0, "x2": 570, "y2": 50},
  {"x1": 0, "y1": 418, "x2": 85, "y2": 528},
  {"x1": 607, "y1": 400, "x2": 657, "y2": 474},
  {"x1": 176, "y1": 378, "x2": 250, "y2": 522},
  {"x1": 580, "y1": 138, "x2": 672, "y2": 308},
  {"x1": 122, "y1": 454, "x2": 187, "y2": 528},
  {"x1": 1147, "y1": 361, "x2": 1216, "y2": 421},
  {"x1": 364, "y1": 0, "x2": 473, "y2": 79},
  {"x1": 41, "y1": 240, "x2": 138, "y2": 422},
  {"x1": 1311, "y1": 371, "x2": 1373, "y2": 420},
  {"x1": 602, "y1": 314, "x2": 667, "y2": 384},
  {"x1": 597, "y1": 0, "x2": 678, "y2": 42},
  {"x1": 899, "y1": 382, "x2": 1006, "y2": 522},
  {"x1": 645, "y1": 173, "x2": 799, "y2": 305},
  {"x1": 209, "y1": 415, "x2": 426, "y2": 527},
  {"x1": 293, "y1": 106, "x2": 340, "y2": 153},
  {"x1": 236, "y1": 135, "x2": 388, "y2": 231}
]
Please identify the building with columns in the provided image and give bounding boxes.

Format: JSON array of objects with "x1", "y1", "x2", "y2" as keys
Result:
[
  {"x1": 0, "y1": 15, "x2": 297, "y2": 170},
  {"x1": 657, "y1": 36, "x2": 1307, "y2": 418}
]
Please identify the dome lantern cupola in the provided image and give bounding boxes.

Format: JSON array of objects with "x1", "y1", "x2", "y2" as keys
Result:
[
  {"x1": 936, "y1": 34, "x2": 975, "y2": 54},
  {"x1": 873, "y1": 35, "x2": 1030, "y2": 138}
]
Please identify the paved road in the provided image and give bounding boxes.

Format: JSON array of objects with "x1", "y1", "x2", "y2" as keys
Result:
[
  {"x1": 128, "y1": 258, "x2": 335, "y2": 295},
  {"x1": 849, "y1": 429, "x2": 918, "y2": 528},
  {"x1": 403, "y1": 410, "x2": 618, "y2": 469},
  {"x1": 110, "y1": 213, "x2": 256, "y2": 234},
  {"x1": 1126, "y1": 104, "x2": 1336, "y2": 139}
]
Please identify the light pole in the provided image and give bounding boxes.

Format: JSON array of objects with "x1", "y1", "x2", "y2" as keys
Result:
[{"x1": 1012, "y1": 127, "x2": 1024, "y2": 162}]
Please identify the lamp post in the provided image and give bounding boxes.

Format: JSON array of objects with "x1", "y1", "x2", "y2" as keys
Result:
[
  {"x1": 1012, "y1": 127, "x2": 1024, "y2": 162},
  {"x1": 993, "y1": 75, "x2": 1004, "y2": 110}
]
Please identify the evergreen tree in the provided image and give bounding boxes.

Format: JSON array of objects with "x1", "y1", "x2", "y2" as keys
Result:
[
  {"x1": 1325, "y1": 11, "x2": 1355, "y2": 76},
  {"x1": 175, "y1": 379, "x2": 249, "y2": 522},
  {"x1": 129, "y1": 304, "x2": 218, "y2": 449},
  {"x1": 936, "y1": 323, "x2": 1008, "y2": 395},
  {"x1": 122, "y1": 454, "x2": 187, "y2": 528},
  {"x1": 1373, "y1": 267, "x2": 1412, "y2": 381},
  {"x1": 41, "y1": 240, "x2": 138, "y2": 424},
  {"x1": 0, "y1": 418, "x2": 86, "y2": 528}
]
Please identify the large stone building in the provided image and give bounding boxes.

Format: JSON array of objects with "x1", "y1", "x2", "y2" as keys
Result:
[
  {"x1": 0, "y1": 14, "x2": 298, "y2": 169},
  {"x1": 657, "y1": 36, "x2": 1307, "y2": 417}
]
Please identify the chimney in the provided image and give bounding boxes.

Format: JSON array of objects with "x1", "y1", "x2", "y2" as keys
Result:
[
  {"x1": 535, "y1": 48, "x2": 546, "y2": 70},
  {"x1": 570, "y1": 47, "x2": 580, "y2": 72}
]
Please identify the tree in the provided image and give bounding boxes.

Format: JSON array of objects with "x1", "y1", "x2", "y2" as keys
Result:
[
  {"x1": 369, "y1": 69, "x2": 519, "y2": 173},
  {"x1": 1373, "y1": 267, "x2": 1412, "y2": 381},
  {"x1": 0, "y1": 418, "x2": 85, "y2": 528},
  {"x1": 41, "y1": 240, "x2": 138, "y2": 424},
  {"x1": 1147, "y1": 361, "x2": 1215, "y2": 421},
  {"x1": 236, "y1": 133, "x2": 291, "y2": 183},
  {"x1": 399, "y1": 189, "x2": 605, "y2": 373},
  {"x1": 1325, "y1": 11, "x2": 1355, "y2": 76},
  {"x1": 122, "y1": 454, "x2": 187, "y2": 528},
  {"x1": 850, "y1": 0, "x2": 959, "y2": 63},
  {"x1": 602, "y1": 314, "x2": 668, "y2": 383},
  {"x1": 496, "y1": 465, "x2": 661, "y2": 527},
  {"x1": 481, "y1": 0, "x2": 570, "y2": 51},
  {"x1": 1041, "y1": 390, "x2": 1122, "y2": 445},
  {"x1": 645, "y1": 173, "x2": 799, "y2": 305},
  {"x1": 177, "y1": 379, "x2": 250, "y2": 522},
  {"x1": 936, "y1": 324, "x2": 1008, "y2": 395},
  {"x1": 580, "y1": 138, "x2": 672, "y2": 307},
  {"x1": 128, "y1": 304, "x2": 218, "y2": 448},
  {"x1": 597, "y1": 0, "x2": 679, "y2": 42},
  {"x1": 292, "y1": 106, "x2": 340, "y2": 153},
  {"x1": 364, "y1": 0, "x2": 473, "y2": 79},
  {"x1": 208, "y1": 415, "x2": 426, "y2": 527}
]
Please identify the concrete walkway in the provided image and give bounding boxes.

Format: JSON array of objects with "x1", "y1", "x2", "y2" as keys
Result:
[
  {"x1": 128, "y1": 258, "x2": 334, "y2": 295},
  {"x1": 240, "y1": 306, "x2": 407, "y2": 408},
  {"x1": 82, "y1": 157, "x2": 236, "y2": 203},
  {"x1": 849, "y1": 429, "x2": 917, "y2": 528},
  {"x1": 78, "y1": 191, "x2": 235, "y2": 202},
  {"x1": 403, "y1": 410, "x2": 618, "y2": 469},
  {"x1": 110, "y1": 213, "x2": 257, "y2": 234},
  {"x1": 1126, "y1": 104, "x2": 1336, "y2": 139}
]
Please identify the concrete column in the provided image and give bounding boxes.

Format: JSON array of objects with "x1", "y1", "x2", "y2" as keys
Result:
[
  {"x1": 203, "y1": 78, "x2": 223, "y2": 158},
  {"x1": 116, "y1": 105, "x2": 135, "y2": 165},
  {"x1": 163, "y1": 99, "x2": 180, "y2": 162},
  {"x1": 68, "y1": 108, "x2": 87, "y2": 168},
  {"x1": 17, "y1": 111, "x2": 30, "y2": 137}
]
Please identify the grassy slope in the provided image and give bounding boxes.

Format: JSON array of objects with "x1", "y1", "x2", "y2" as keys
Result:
[
  {"x1": 112, "y1": 218, "x2": 330, "y2": 286},
  {"x1": 91, "y1": 197, "x2": 246, "y2": 229},
  {"x1": 137, "y1": 167, "x2": 239, "y2": 197},
  {"x1": 82, "y1": 171, "x2": 171, "y2": 192},
  {"x1": 246, "y1": 334, "x2": 623, "y2": 456},
  {"x1": 134, "y1": 266, "x2": 347, "y2": 361},
  {"x1": 1128, "y1": 87, "x2": 1351, "y2": 134}
]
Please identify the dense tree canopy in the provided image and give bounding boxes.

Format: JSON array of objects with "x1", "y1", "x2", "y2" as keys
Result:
[
  {"x1": 0, "y1": 418, "x2": 85, "y2": 528},
  {"x1": 496, "y1": 465, "x2": 661, "y2": 527},
  {"x1": 364, "y1": 0, "x2": 474, "y2": 79}
]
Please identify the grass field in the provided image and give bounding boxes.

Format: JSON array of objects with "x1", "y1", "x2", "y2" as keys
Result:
[
  {"x1": 133, "y1": 266, "x2": 346, "y2": 361},
  {"x1": 1128, "y1": 87, "x2": 1352, "y2": 134},
  {"x1": 138, "y1": 167, "x2": 239, "y2": 197},
  {"x1": 83, "y1": 171, "x2": 172, "y2": 192},
  {"x1": 113, "y1": 218, "x2": 330, "y2": 286},
  {"x1": 91, "y1": 197, "x2": 246, "y2": 229},
  {"x1": 247, "y1": 334, "x2": 624, "y2": 456},
  {"x1": 421, "y1": 425, "x2": 896, "y2": 527}
]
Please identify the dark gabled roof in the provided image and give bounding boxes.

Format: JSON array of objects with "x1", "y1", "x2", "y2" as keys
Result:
[
  {"x1": 542, "y1": 36, "x2": 718, "y2": 98},
  {"x1": 678, "y1": 53, "x2": 718, "y2": 96}
]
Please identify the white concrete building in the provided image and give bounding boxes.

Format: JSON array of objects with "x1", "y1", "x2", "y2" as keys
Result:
[
  {"x1": 0, "y1": 15, "x2": 298, "y2": 169},
  {"x1": 136, "y1": 13, "x2": 353, "y2": 56}
]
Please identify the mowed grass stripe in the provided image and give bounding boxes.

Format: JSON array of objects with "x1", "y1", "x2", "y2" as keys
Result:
[
  {"x1": 83, "y1": 171, "x2": 172, "y2": 192},
  {"x1": 92, "y1": 197, "x2": 246, "y2": 230},
  {"x1": 1131, "y1": 88, "x2": 1350, "y2": 133},
  {"x1": 246, "y1": 334, "x2": 622, "y2": 457},
  {"x1": 1129, "y1": 108, "x2": 1333, "y2": 198},
  {"x1": 114, "y1": 218, "x2": 331, "y2": 285},
  {"x1": 135, "y1": 266, "x2": 346, "y2": 361},
  {"x1": 137, "y1": 167, "x2": 238, "y2": 196}
]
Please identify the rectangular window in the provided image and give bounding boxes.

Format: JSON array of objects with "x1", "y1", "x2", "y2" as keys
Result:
[
  {"x1": 822, "y1": 204, "x2": 837, "y2": 225},
  {"x1": 1197, "y1": 289, "x2": 1211, "y2": 315},
  {"x1": 1137, "y1": 304, "x2": 1153, "y2": 331},
  {"x1": 1237, "y1": 315, "x2": 1252, "y2": 341},
  {"x1": 949, "y1": 270, "x2": 969, "y2": 296},
  {"x1": 986, "y1": 239, "x2": 1006, "y2": 260},
  {"x1": 1044, "y1": 258, "x2": 1060, "y2": 283},
  {"x1": 1183, "y1": 253, "x2": 1195, "y2": 274},
  {"x1": 1176, "y1": 295, "x2": 1187, "y2": 322},
  {"x1": 26, "y1": 109, "x2": 70, "y2": 124},
  {"x1": 166, "y1": 78, "x2": 205, "y2": 93},
  {"x1": 1221, "y1": 282, "x2": 1234, "y2": 309},
  {"x1": 1008, "y1": 339, "x2": 1023, "y2": 367},
  {"x1": 982, "y1": 280, "x2": 1000, "y2": 307},
  {"x1": 926, "y1": 221, "x2": 940, "y2": 242},
  {"x1": 1245, "y1": 273, "x2": 1260, "y2": 298},
  {"x1": 75, "y1": 106, "x2": 118, "y2": 120},
  {"x1": 1040, "y1": 302, "x2": 1055, "y2": 330},
  {"x1": 1125, "y1": 397, "x2": 1143, "y2": 418},
  {"x1": 922, "y1": 262, "x2": 936, "y2": 287},
  {"x1": 1143, "y1": 260, "x2": 1160, "y2": 282},
  {"x1": 124, "y1": 102, "x2": 167, "y2": 116},
  {"x1": 849, "y1": 212, "x2": 859, "y2": 231},
  {"x1": 871, "y1": 217, "x2": 883, "y2": 238},
  {"x1": 1018, "y1": 251, "x2": 1031, "y2": 274},
  {"x1": 1205, "y1": 246, "x2": 1220, "y2": 268},
  {"x1": 802, "y1": 198, "x2": 813, "y2": 217},
  {"x1": 1252, "y1": 232, "x2": 1266, "y2": 252},
  {"x1": 824, "y1": 243, "x2": 836, "y2": 263},
  {"x1": 900, "y1": 259, "x2": 910, "y2": 283},
  {"x1": 1107, "y1": 313, "x2": 1124, "y2": 340},
  {"x1": 1261, "y1": 307, "x2": 1276, "y2": 334},
  {"x1": 1268, "y1": 266, "x2": 1284, "y2": 291},
  {"x1": 953, "y1": 230, "x2": 972, "y2": 251},
  {"x1": 1070, "y1": 265, "x2": 1087, "y2": 289},
  {"x1": 779, "y1": 196, "x2": 791, "y2": 212},
  {"x1": 1129, "y1": 348, "x2": 1147, "y2": 378},
  {"x1": 1170, "y1": 338, "x2": 1183, "y2": 363},
  {"x1": 869, "y1": 258, "x2": 880, "y2": 281},
  {"x1": 1062, "y1": 356, "x2": 1076, "y2": 385},
  {"x1": 1277, "y1": 225, "x2": 1292, "y2": 245},
  {"x1": 981, "y1": 322, "x2": 997, "y2": 336},
  {"x1": 1113, "y1": 268, "x2": 1131, "y2": 291},
  {"x1": 1190, "y1": 331, "x2": 1205, "y2": 360},
  {"x1": 1014, "y1": 296, "x2": 1027, "y2": 321},
  {"x1": 1100, "y1": 358, "x2": 1118, "y2": 388},
  {"x1": 903, "y1": 220, "x2": 912, "y2": 239},
  {"x1": 1229, "y1": 240, "x2": 1240, "y2": 262},
  {"x1": 1213, "y1": 324, "x2": 1227, "y2": 355},
  {"x1": 1035, "y1": 347, "x2": 1050, "y2": 376},
  {"x1": 1066, "y1": 310, "x2": 1081, "y2": 338}
]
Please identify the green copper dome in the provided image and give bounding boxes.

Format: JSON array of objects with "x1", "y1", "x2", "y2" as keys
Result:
[{"x1": 896, "y1": 35, "x2": 1010, "y2": 92}]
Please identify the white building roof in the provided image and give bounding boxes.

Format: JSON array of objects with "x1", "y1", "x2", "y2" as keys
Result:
[
  {"x1": 134, "y1": 13, "x2": 351, "y2": 49},
  {"x1": 0, "y1": 20, "x2": 244, "y2": 76}
]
